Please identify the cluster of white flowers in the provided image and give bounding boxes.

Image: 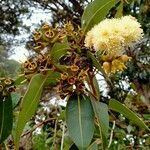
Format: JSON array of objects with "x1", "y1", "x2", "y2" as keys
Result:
[{"x1": 85, "y1": 16, "x2": 143, "y2": 54}]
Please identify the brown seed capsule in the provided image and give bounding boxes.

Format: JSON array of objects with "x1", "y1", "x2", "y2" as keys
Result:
[
  {"x1": 68, "y1": 76, "x2": 76, "y2": 85},
  {"x1": 0, "y1": 85, "x2": 3, "y2": 92},
  {"x1": 4, "y1": 79, "x2": 12, "y2": 85},
  {"x1": 24, "y1": 60, "x2": 29, "y2": 68},
  {"x1": 42, "y1": 23, "x2": 50, "y2": 30},
  {"x1": 61, "y1": 73, "x2": 68, "y2": 80},
  {"x1": 77, "y1": 83, "x2": 85, "y2": 90},
  {"x1": 8, "y1": 87, "x2": 16, "y2": 93},
  {"x1": 28, "y1": 62, "x2": 37, "y2": 71},
  {"x1": 64, "y1": 22, "x2": 74, "y2": 33},
  {"x1": 33, "y1": 31, "x2": 42, "y2": 41},
  {"x1": 45, "y1": 30, "x2": 55, "y2": 38},
  {"x1": 78, "y1": 70, "x2": 87, "y2": 80},
  {"x1": 120, "y1": 55, "x2": 131, "y2": 62},
  {"x1": 70, "y1": 64, "x2": 79, "y2": 72},
  {"x1": 34, "y1": 42, "x2": 45, "y2": 52}
]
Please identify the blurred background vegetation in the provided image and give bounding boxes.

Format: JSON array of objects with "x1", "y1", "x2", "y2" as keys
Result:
[{"x1": 0, "y1": 0, "x2": 149, "y2": 149}]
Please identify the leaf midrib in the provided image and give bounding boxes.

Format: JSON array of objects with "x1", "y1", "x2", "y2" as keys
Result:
[{"x1": 78, "y1": 95, "x2": 83, "y2": 148}]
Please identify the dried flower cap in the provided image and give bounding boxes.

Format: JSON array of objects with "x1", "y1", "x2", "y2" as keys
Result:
[{"x1": 85, "y1": 16, "x2": 143, "y2": 53}]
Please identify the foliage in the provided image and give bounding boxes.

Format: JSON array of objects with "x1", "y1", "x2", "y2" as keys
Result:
[{"x1": 0, "y1": 0, "x2": 150, "y2": 150}]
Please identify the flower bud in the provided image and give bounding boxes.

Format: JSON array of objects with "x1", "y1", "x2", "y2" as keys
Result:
[
  {"x1": 103, "y1": 62, "x2": 111, "y2": 74},
  {"x1": 120, "y1": 55, "x2": 131, "y2": 62}
]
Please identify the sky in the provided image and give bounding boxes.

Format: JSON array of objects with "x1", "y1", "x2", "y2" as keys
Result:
[{"x1": 9, "y1": 7, "x2": 52, "y2": 62}]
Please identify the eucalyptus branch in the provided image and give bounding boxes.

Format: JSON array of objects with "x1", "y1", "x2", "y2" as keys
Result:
[
  {"x1": 60, "y1": 122, "x2": 65, "y2": 150},
  {"x1": 52, "y1": 119, "x2": 58, "y2": 149},
  {"x1": 21, "y1": 118, "x2": 56, "y2": 137},
  {"x1": 88, "y1": 74, "x2": 97, "y2": 97},
  {"x1": 108, "y1": 121, "x2": 116, "y2": 148}
]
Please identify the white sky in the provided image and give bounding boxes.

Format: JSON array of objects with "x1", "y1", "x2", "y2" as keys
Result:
[{"x1": 9, "y1": 7, "x2": 52, "y2": 62}]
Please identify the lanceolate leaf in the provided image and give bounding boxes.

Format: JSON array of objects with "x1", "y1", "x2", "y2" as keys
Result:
[
  {"x1": 0, "y1": 94, "x2": 13, "y2": 144},
  {"x1": 92, "y1": 76, "x2": 100, "y2": 99},
  {"x1": 91, "y1": 98, "x2": 109, "y2": 149},
  {"x1": 50, "y1": 40, "x2": 70, "y2": 62},
  {"x1": 14, "y1": 74, "x2": 48, "y2": 149},
  {"x1": 82, "y1": 0, "x2": 118, "y2": 33},
  {"x1": 66, "y1": 94, "x2": 94, "y2": 149},
  {"x1": 109, "y1": 99, "x2": 149, "y2": 131}
]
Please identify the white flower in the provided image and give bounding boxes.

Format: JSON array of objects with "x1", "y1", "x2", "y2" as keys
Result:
[
  {"x1": 85, "y1": 16, "x2": 143, "y2": 54},
  {"x1": 120, "y1": 16, "x2": 144, "y2": 45}
]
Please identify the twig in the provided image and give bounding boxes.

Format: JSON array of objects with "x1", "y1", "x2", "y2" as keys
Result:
[
  {"x1": 60, "y1": 122, "x2": 65, "y2": 150},
  {"x1": 108, "y1": 121, "x2": 116, "y2": 148},
  {"x1": 21, "y1": 118, "x2": 56, "y2": 137},
  {"x1": 52, "y1": 119, "x2": 58, "y2": 149}
]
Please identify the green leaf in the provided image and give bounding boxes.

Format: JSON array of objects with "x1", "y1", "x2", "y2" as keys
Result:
[
  {"x1": 109, "y1": 99, "x2": 149, "y2": 131},
  {"x1": 14, "y1": 74, "x2": 27, "y2": 85},
  {"x1": 45, "y1": 70, "x2": 60, "y2": 86},
  {"x1": 87, "y1": 141, "x2": 98, "y2": 150},
  {"x1": 115, "y1": 2, "x2": 123, "y2": 18},
  {"x1": 91, "y1": 98, "x2": 109, "y2": 149},
  {"x1": 0, "y1": 94, "x2": 13, "y2": 143},
  {"x1": 66, "y1": 94, "x2": 94, "y2": 149},
  {"x1": 50, "y1": 40, "x2": 70, "y2": 62},
  {"x1": 11, "y1": 92, "x2": 21, "y2": 108},
  {"x1": 87, "y1": 51, "x2": 104, "y2": 73},
  {"x1": 93, "y1": 76, "x2": 100, "y2": 99},
  {"x1": 82, "y1": 0, "x2": 118, "y2": 33},
  {"x1": 14, "y1": 74, "x2": 48, "y2": 149}
]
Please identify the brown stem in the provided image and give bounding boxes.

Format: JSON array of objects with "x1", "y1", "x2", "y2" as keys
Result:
[
  {"x1": 21, "y1": 118, "x2": 56, "y2": 137},
  {"x1": 88, "y1": 72, "x2": 97, "y2": 98}
]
